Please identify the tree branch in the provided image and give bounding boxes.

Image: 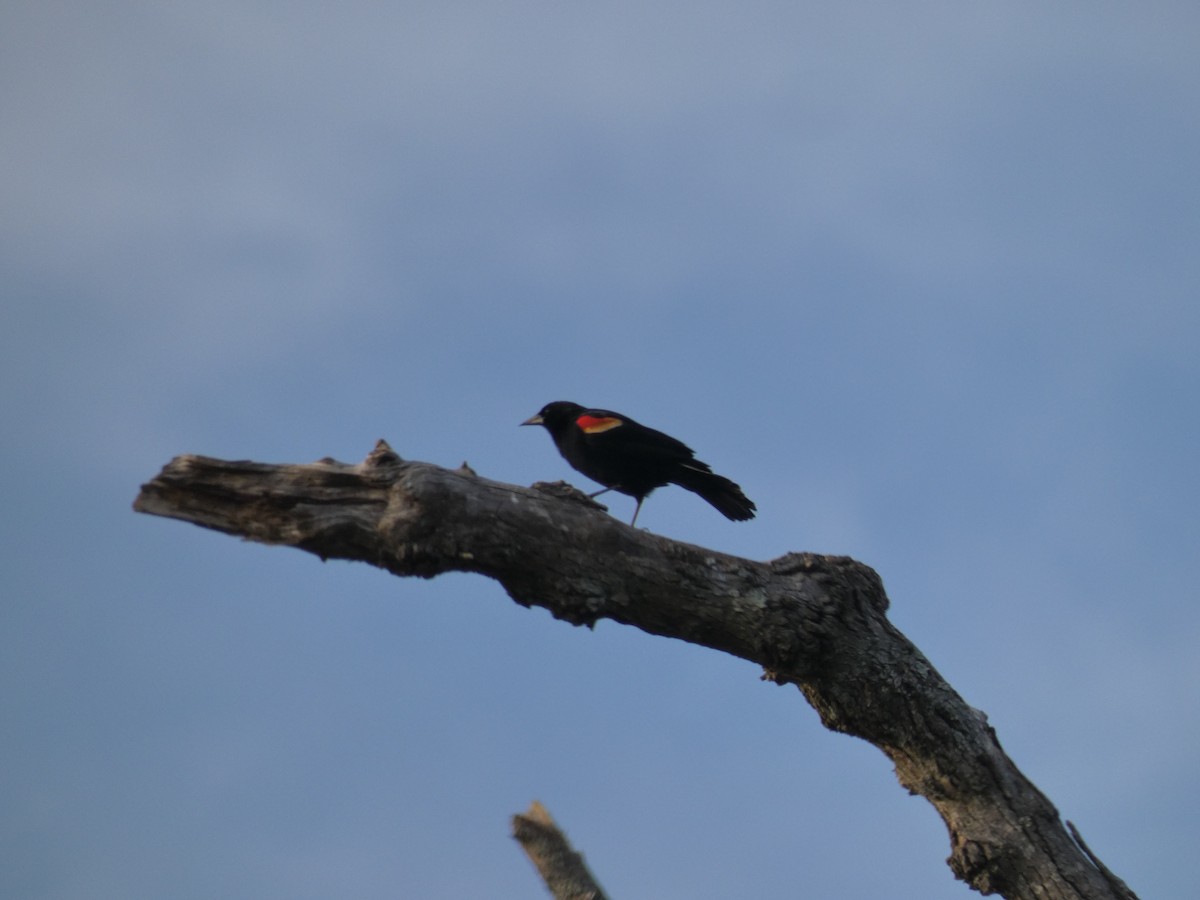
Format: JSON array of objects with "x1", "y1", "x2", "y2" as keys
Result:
[
  {"x1": 512, "y1": 801, "x2": 609, "y2": 900},
  {"x1": 133, "y1": 442, "x2": 1137, "y2": 900}
]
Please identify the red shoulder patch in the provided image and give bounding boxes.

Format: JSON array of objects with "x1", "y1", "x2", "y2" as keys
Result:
[{"x1": 576, "y1": 415, "x2": 623, "y2": 434}]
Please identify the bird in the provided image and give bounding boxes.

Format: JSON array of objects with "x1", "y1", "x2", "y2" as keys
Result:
[{"x1": 521, "y1": 400, "x2": 756, "y2": 527}]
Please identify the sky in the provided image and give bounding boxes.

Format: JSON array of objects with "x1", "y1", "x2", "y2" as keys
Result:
[{"x1": 2, "y1": 2, "x2": 1198, "y2": 897}]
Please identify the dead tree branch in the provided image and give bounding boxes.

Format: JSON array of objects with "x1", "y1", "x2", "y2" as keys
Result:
[
  {"x1": 512, "y1": 801, "x2": 609, "y2": 900},
  {"x1": 132, "y1": 442, "x2": 1137, "y2": 900}
]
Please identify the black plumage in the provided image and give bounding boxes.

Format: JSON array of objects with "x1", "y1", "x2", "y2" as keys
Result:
[{"x1": 521, "y1": 400, "x2": 756, "y2": 527}]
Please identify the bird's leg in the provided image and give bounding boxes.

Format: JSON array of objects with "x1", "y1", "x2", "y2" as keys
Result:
[
  {"x1": 588, "y1": 487, "x2": 612, "y2": 498},
  {"x1": 629, "y1": 497, "x2": 644, "y2": 527}
]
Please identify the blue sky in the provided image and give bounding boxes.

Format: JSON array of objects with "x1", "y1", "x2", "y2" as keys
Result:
[{"x1": 2, "y1": 3, "x2": 1197, "y2": 897}]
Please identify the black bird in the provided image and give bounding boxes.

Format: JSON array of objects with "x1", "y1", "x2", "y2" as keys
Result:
[{"x1": 521, "y1": 401, "x2": 756, "y2": 527}]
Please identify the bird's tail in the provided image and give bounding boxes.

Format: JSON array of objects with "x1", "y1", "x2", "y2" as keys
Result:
[{"x1": 670, "y1": 462, "x2": 756, "y2": 521}]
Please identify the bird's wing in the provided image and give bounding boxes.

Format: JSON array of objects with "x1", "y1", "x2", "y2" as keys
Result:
[{"x1": 574, "y1": 409, "x2": 697, "y2": 462}]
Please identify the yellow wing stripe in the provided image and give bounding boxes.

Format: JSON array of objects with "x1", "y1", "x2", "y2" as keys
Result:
[{"x1": 576, "y1": 415, "x2": 623, "y2": 434}]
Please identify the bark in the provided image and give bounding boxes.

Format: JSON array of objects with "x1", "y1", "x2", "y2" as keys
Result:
[
  {"x1": 133, "y1": 442, "x2": 1137, "y2": 900},
  {"x1": 512, "y1": 801, "x2": 609, "y2": 900}
]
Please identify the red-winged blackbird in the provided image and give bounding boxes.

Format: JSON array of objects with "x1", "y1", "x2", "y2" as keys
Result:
[{"x1": 521, "y1": 400, "x2": 756, "y2": 527}]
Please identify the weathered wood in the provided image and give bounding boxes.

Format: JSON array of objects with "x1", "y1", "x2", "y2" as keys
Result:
[
  {"x1": 133, "y1": 441, "x2": 1136, "y2": 900},
  {"x1": 512, "y1": 801, "x2": 609, "y2": 900}
]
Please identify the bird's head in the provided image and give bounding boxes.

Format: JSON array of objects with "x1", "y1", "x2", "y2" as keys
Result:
[{"x1": 521, "y1": 401, "x2": 583, "y2": 430}]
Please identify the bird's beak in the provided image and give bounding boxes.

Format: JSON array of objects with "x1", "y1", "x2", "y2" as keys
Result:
[{"x1": 520, "y1": 414, "x2": 543, "y2": 426}]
